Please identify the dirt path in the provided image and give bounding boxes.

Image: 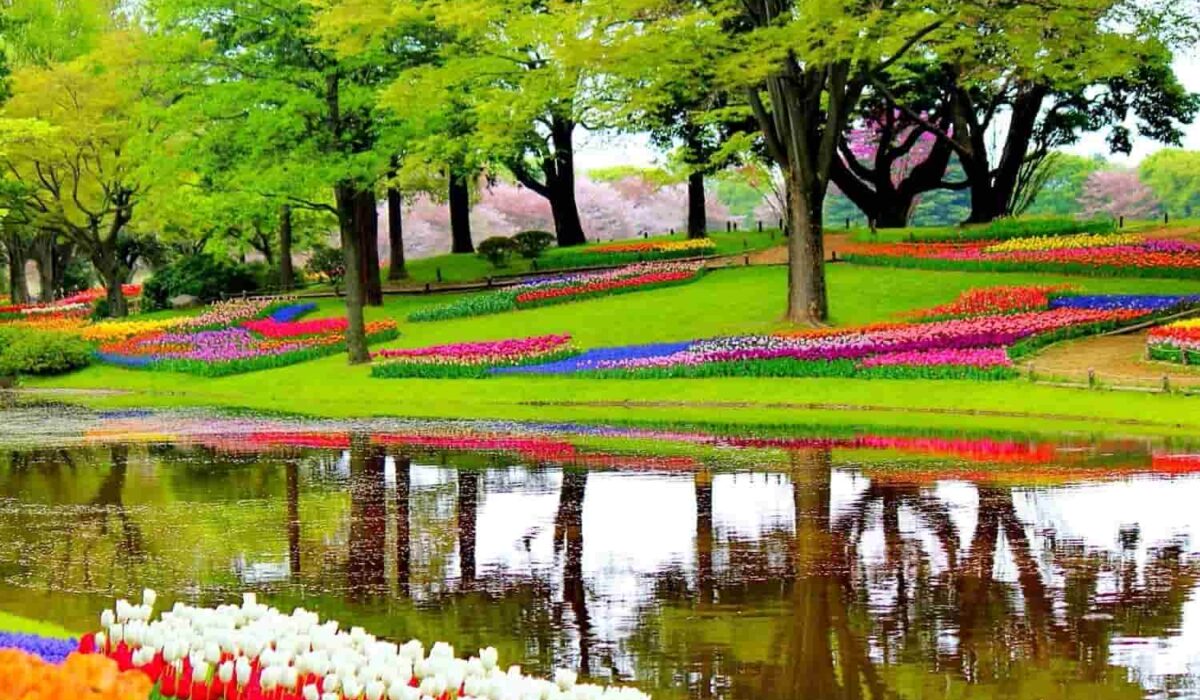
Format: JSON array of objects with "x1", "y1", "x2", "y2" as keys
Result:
[
  {"x1": 1022, "y1": 332, "x2": 1200, "y2": 391},
  {"x1": 704, "y1": 233, "x2": 851, "y2": 268}
]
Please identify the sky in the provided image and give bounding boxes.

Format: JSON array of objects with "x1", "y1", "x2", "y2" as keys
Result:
[{"x1": 576, "y1": 51, "x2": 1200, "y2": 172}]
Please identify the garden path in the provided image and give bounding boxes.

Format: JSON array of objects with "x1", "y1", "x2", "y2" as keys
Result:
[{"x1": 1022, "y1": 332, "x2": 1200, "y2": 391}]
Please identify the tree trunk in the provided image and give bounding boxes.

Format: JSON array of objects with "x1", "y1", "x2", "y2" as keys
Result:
[
  {"x1": 6, "y1": 249, "x2": 29, "y2": 305},
  {"x1": 549, "y1": 116, "x2": 586, "y2": 247},
  {"x1": 31, "y1": 235, "x2": 55, "y2": 302},
  {"x1": 687, "y1": 172, "x2": 707, "y2": 238},
  {"x1": 278, "y1": 205, "x2": 294, "y2": 292},
  {"x1": 785, "y1": 175, "x2": 829, "y2": 324},
  {"x1": 99, "y1": 266, "x2": 129, "y2": 318},
  {"x1": 386, "y1": 183, "x2": 407, "y2": 281},
  {"x1": 359, "y1": 194, "x2": 383, "y2": 307},
  {"x1": 336, "y1": 184, "x2": 370, "y2": 364},
  {"x1": 449, "y1": 172, "x2": 474, "y2": 254}
]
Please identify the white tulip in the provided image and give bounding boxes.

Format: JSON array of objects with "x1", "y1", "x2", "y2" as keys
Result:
[
  {"x1": 323, "y1": 674, "x2": 340, "y2": 693},
  {"x1": 554, "y1": 670, "x2": 577, "y2": 691},
  {"x1": 365, "y1": 680, "x2": 385, "y2": 700},
  {"x1": 343, "y1": 677, "x2": 364, "y2": 698},
  {"x1": 303, "y1": 685, "x2": 320, "y2": 700},
  {"x1": 243, "y1": 593, "x2": 257, "y2": 608},
  {"x1": 236, "y1": 658, "x2": 252, "y2": 686},
  {"x1": 100, "y1": 609, "x2": 115, "y2": 629},
  {"x1": 480, "y1": 647, "x2": 499, "y2": 671},
  {"x1": 218, "y1": 660, "x2": 234, "y2": 684},
  {"x1": 205, "y1": 641, "x2": 222, "y2": 665},
  {"x1": 323, "y1": 694, "x2": 340, "y2": 700},
  {"x1": 193, "y1": 660, "x2": 210, "y2": 682},
  {"x1": 110, "y1": 624, "x2": 124, "y2": 643}
]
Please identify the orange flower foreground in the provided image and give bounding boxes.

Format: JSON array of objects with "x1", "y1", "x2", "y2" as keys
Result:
[{"x1": 0, "y1": 649, "x2": 152, "y2": 700}]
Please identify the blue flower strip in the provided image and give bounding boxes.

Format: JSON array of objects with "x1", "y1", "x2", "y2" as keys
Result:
[
  {"x1": 492, "y1": 341, "x2": 693, "y2": 375},
  {"x1": 269, "y1": 302, "x2": 318, "y2": 323},
  {"x1": 0, "y1": 631, "x2": 77, "y2": 664},
  {"x1": 1049, "y1": 294, "x2": 1200, "y2": 311}
]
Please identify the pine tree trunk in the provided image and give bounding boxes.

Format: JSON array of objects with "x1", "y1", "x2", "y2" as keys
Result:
[
  {"x1": 386, "y1": 184, "x2": 407, "y2": 281},
  {"x1": 358, "y1": 193, "x2": 383, "y2": 307},
  {"x1": 336, "y1": 184, "x2": 370, "y2": 364},
  {"x1": 449, "y1": 173, "x2": 474, "y2": 254},
  {"x1": 279, "y1": 205, "x2": 294, "y2": 292},
  {"x1": 786, "y1": 175, "x2": 828, "y2": 325},
  {"x1": 687, "y1": 172, "x2": 707, "y2": 238},
  {"x1": 549, "y1": 117, "x2": 586, "y2": 247}
]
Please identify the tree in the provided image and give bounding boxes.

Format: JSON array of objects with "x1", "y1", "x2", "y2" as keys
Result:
[
  {"x1": 1078, "y1": 169, "x2": 1161, "y2": 220},
  {"x1": 1139, "y1": 149, "x2": 1200, "y2": 218},
  {"x1": 151, "y1": 0, "x2": 435, "y2": 360},
  {"x1": 875, "y1": 3, "x2": 1198, "y2": 223},
  {"x1": 1025, "y1": 153, "x2": 1109, "y2": 217},
  {"x1": 674, "y1": 0, "x2": 948, "y2": 323},
  {"x1": 0, "y1": 32, "x2": 174, "y2": 316}
]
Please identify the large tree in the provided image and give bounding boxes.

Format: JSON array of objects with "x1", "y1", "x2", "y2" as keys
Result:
[
  {"x1": 873, "y1": 3, "x2": 1198, "y2": 223},
  {"x1": 0, "y1": 32, "x2": 173, "y2": 316},
  {"x1": 1139, "y1": 149, "x2": 1200, "y2": 218},
  {"x1": 151, "y1": 0, "x2": 436, "y2": 360}
]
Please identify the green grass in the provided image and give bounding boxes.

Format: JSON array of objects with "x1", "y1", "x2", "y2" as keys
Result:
[
  {"x1": 28, "y1": 264, "x2": 1200, "y2": 437},
  {"x1": 392, "y1": 229, "x2": 781, "y2": 284},
  {"x1": 0, "y1": 610, "x2": 76, "y2": 638}
]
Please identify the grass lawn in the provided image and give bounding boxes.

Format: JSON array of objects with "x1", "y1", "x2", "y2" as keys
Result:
[
  {"x1": 0, "y1": 610, "x2": 76, "y2": 638},
  {"x1": 28, "y1": 263, "x2": 1200, "y2": 438},
  {"x1": 392, "y1": 229, "x2": 781, "y2": 283}
]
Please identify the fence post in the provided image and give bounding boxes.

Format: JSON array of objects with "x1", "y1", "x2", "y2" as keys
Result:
[
  {"x1": 1087, "y1": 368, "x2": 1096, "y2": 388},
  {"x1": 1163, "y1": 375, "x2": 1171, "y2": 393},
  {"x1": 436, "y1": 267, "x2": 442, "y2": 283},
  {"x1": 1119, "y1": 215, "x2": 1124, "y2": 228},
  {"x1": 669, "y1": 228, "x2": 675, "y2": 235},
  {"x1": 845, "y1": 217, "x2": 850, "y2": 229},
  {"x1": 757, "y1": 220, "x2": 763, "y2": 232}
]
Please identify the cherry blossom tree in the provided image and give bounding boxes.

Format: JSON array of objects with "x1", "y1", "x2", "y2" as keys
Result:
[{"x1": 1077, "y1": 170, "x2": 1162, "y2": 220}]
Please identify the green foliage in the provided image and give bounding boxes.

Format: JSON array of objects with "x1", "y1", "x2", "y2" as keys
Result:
[
  {"x1": 0, "y1": 329, "x2": 92, "y2": 376},
  {"x1": 141, "y1": 254, "x2": 260, "y2": 312},
  {"x1": 305, "y1": 245, "x2": 346, "y2": 288},
  {"x1": 1139, "y1": 150, "x2": 1200, "y2": 218},
  {"x1": 511, "y1": 230, "x2": 555, "y2": 259},
  {"x1": 477, "y1": 236, "x2": 517, "y2": 268},
  {"x1": 1026, "y1": 154, "x2": 1109, "y2": 217}
]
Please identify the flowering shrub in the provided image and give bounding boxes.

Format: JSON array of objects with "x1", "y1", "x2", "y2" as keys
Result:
[
  {"x1": 584, "y1": 238, "x2": 716, "y2": 256},
  {"x1": 842, "y1": 235, "x2": 1200, "y2": 279},
  {"x1": 0, "y1": 648, "x2": 152, "y2": 700},
  {"x1": 79, "y1": 591, "x2": 650, "y2": 700},
  {"x1": 372, "y1": 334, "x2": 579, "y2": 378},
  {"x1": 1147, "y1": 318, "x2": 1200, "y2": 364},
  {"x1": 409, "y1": 262, "x2": 705, "y2": 322}
]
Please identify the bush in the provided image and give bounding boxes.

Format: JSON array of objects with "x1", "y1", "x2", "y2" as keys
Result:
[
  {"x1": 0, "y1": 331, "x2": 92, "y2": 376},
  {"x1": 305, "y1": 244, "x2": 346, "y2": 290},
  {"x1": 141, "y1": 254, "x2": 260, "y2": 311},
  {"x1": 477, "y1": 237, "x2": 517, "y2": 268},
  {"x1": 512, "y1": 230, "x2": 555, "y2": 259}
]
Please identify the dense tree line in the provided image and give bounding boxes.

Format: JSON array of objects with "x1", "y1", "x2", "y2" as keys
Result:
[{"x1": 0, "y1": 0, "x2": 1195, "y2": 345}]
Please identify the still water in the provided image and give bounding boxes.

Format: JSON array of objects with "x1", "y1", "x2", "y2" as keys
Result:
[{"x1": 2, "y1": 404, "x2": 1200, "y2": 698}]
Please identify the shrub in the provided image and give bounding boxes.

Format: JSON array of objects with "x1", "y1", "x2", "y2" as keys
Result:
[
  {"x1": 0, "y1": 331, "x2": 92, "y2": 376},
  {"x1": 305, "y1": 244, "x2": 346, "y2": 290},
  {"x1": 141, "y1": 254, "x2": 260, "y2": 311},
  {"x1": 512, "y1": 230, "x2": 555, "y2": 259},
  {"x1": 477, "y1": 237, "x2": 517, "y2": 268}
]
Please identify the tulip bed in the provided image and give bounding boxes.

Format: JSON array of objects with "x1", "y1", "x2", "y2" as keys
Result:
[
  {"x1": 409, "y1": 262, "x2": 706, "y2": 322},
  {"x1": 841, "y1": 234, "x2": 1200, "y2": 279},
  {"x1": 76, "y1": 591, "x2": 650, "y2": 700},
  {"x1": 371, "y1": 334, "x2": 580, "y2": 378},
  {"x1": 499, "y1": 288, "x2": 1199, "y2": 380},
  {"x1": 1147, "y1": 319, "x2": 1200, "y2": 364},
  {"x1": 96, "y1": 301, "x2": 399, "y2": 377},
  {"x1": 0, "y1": 647, "x2": 152, "y2": 700},
  {"x1": 0, "y1": 285, "x2": 141, "y2": 325}
]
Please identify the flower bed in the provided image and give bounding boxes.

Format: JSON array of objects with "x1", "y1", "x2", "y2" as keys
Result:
[
  {"x1": 501, "y1": 288, "x2": 1196, "y2": 380},
  {"x1": 97, "y1": 321, "x2": 398, "y2": 376},
  {"x1": 0, "y1": 285, "x2": 141, "y2": 322},
  {"x1": 79, "y1": 591, "x2": 650, "y2": 700},
  {"x1": 583, "y1": 238, "x2": 716, "y2": 256},
  {"x1": 409, "y1": 262, "x2": 705, "y2": 322},
  {"x1": 1147, "y1": 318, "x2": 1200, "y2": 364},
  {"x1": 372, "y1": 334, "x2": 579, "y2": 378},
  {"x1": 842, "y1": 234, "x2": 1200, "y2": 279},
  {"x1": 0, "y1": 631, "x2": 77, "y2": 664},
  {"x1": 0, "y1": 648, "x2": 152, "y2": 700}
]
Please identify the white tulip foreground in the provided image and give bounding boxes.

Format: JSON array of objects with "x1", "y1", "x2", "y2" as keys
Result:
[{"x1": 79, "y1": 590, "x2": 651, "y2": 700}]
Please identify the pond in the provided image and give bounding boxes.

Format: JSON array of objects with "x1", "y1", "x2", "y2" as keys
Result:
[{"x1": 1, "y1": 403, "x2": 1200, "y2": 698}]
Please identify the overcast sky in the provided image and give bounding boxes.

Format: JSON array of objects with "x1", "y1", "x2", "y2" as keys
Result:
[{"x1": 576, "y1": 51, "x2": 1200, "y2": 172}]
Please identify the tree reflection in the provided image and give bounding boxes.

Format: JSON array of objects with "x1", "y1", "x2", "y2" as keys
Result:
[
  {"x1": 555, "y1": 469, "x2": 590, "y2": 676},
  {"x1": 286, "y1": 460, "x2": 301, "y2": 576},
  {"x1": 347, "y1": 437, "x2": 387, "y2": 598},
  {"x1": 395, "y1": 456, "x2": 411, "y2": 591},
  {"x1": 458, "y1": 470, "x2": 479, "y2": 588}
]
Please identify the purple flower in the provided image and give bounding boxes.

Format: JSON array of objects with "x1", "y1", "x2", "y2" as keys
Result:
[{"x1": 0, "y1": 632, "x2": 77, "y2": 664}]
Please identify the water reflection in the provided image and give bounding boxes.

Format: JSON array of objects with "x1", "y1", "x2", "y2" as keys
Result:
[{"x1": 0, "y1": 409, "x2": 1199, "y2": 698}]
